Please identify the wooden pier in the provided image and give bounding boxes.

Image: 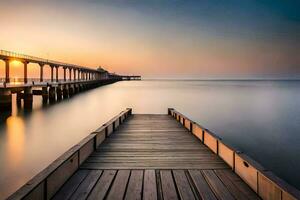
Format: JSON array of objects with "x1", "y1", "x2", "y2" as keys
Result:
[{"x1": 8, "y1": 109, "x2": 300, "y2": 200}]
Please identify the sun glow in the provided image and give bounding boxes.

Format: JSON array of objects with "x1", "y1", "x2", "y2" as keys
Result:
[{"x1": 10, "y1": 60, "x2": 22, "y2": 66}]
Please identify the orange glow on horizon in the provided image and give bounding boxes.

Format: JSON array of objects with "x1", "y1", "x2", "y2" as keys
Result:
[{"x1": 0, "y1": 1, "x2": 299, "y2": 78}]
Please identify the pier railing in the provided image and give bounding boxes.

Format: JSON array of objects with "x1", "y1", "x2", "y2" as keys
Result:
[
  {"x1": 0, "y1": 49, "x2": 84, "y2": 69},
  {"x1": 8, "y1": 108, "x2": 132, "y2": 200},
  {"x1": 168, "y1": 108, "x2": 300, "y2": 200}
]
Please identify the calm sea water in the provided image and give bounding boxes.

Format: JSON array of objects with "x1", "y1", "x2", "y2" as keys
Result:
[{"x1": 0, "y1": 80, "x2": 299, "y2": 198}]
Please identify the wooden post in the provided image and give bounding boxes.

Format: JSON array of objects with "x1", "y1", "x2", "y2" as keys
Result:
[
  {"x1": 5, "y1": 60, "x2": 10, "y2": 83},
  {"x1": 39, "y1": 64, "x2": 44, "y2": 82},
  {"x1": 74, "y1": 69, "x2": 76, "y2": 80},
  {"x1": 56, "y1": 66, "x2": 59, "y2": 82},
  {"x1": 24, "y1": 61, "x2": 28, "y2": 83},
  {"x1": 63, "y1": 67, "x2": 66, "y2": 82},
  {"x1": 78, "y1": 69, "x2": 80, "y2": 80},
  {"x1": 50, "y1": 65, "x2": 54, "y2": 82},
  {"x1": 69, "y1": 68, "x2": 72, "y2": 81}
]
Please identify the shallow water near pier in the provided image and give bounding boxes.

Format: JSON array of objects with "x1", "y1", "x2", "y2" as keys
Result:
[{"x1": 0, "y1": 80, "x2": 299, "y2": 198}]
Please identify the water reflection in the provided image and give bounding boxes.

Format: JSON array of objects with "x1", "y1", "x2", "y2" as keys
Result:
[
  {"x1": 0, "y1": 80, "x2": 299, "y2": 198},
  {"x1": 6, "y1": 116, "x2": 25, "y2": 171}
]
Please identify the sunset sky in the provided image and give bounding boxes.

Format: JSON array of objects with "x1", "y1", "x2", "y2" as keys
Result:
[{"x1": 0, "y1": 0, "x2": 299, "y2": 78}]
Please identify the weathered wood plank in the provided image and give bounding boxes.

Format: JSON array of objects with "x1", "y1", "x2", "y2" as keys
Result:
[
  {"x1": 202, "y1": 170, "x2": 235, "y2": 200},
  {"x1": 143, "y1": 170, "x2": 157, "y2": 200},
  {"x1": 80, "y1": 162, "x2": 228, "y2": 170},
  {"x1": 69, "y1": 170, "x2": 102, "y2": 200},
  {"x1": 173, "y1": 170, "x2": 196, "y2": 200},
  {"x1": 124, "y1": 170, "x2": 143, "y2": 200},
  {"x1": 87, "y1": 170, "x2": 116, "y2": 200},
  {"x1": 188, "y1": 170, "x2": 217, "y2": 200},
  {"x1": 214, "y1": 169, "x2": 260, "y2": 200},
  {"x1": 160, "y1": 170, "x2": 178, "y2": 200},
  {"x1": 52, "y1": 170, "x2": 89, "y2": 200},
  {"x1": 106, "y1": 170, "x2": 130, "y2": 200}
]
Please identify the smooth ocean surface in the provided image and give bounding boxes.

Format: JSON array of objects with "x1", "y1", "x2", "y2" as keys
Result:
[{"x1": 0, "y1": 80, "x2": 299, "y2": 198}]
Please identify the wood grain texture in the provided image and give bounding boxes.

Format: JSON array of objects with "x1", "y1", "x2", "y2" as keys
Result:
[
  {"x1": 82, "y1": 114, "x2": 227, "y2": 170},
  {"x1": 50, "y1": 114, "x2": 260, "y2": 200}
]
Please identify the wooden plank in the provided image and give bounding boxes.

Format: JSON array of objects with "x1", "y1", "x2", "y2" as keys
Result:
[
  {"x1": 202, "y1": 170, "x2": 234, "y2": 200},
  {"x1": 143, "y1": 170, "x2": 157, "y2": 200},
  {"x1": 52, "y1": 170, "x2": 89, "y2": 200},
  {"x1": 160, "y1": 170, "x2": 178, "y2": 200},
  {"x1": 47, "y1": 153, "x2": 79, "y2": 199},
  {"x1": 23, "y1": 182, "x2": 44, "y2": 200},
  {"x1": 215, "y1": 169, "x2": 260, "y2": 200},
  {"x1": 173, "y1": 170, "x2": 196, "y2": 200},
  {"x1": 79, "y1": 139, "x2": 94, "y2": 165},
  {"x1": 188, "y1": 170, "x2": 217, "y2": 200},
  {"x1": 234, "y1": 153, "x2": 263, "y2": 193},
  {"x1": 218, "y1": 142, "x2": 234, "y2": 168},
  {"x1": 80, "y1": 162, "x2": 228, "y2": 170},
  {"x1": 124, "y1": 170, "x2": 143, "y2": 200},
  {"x1": 204, "y1": 131, "x2": 218, "y2": 154},
  {"x1": 70, "y1": 170, "x2": 102, "y2": 200},
  {"x1": 258, "y1": 172, "x2": 281, "y2": 200},
  {"x1": 87, "y1": 170, "x2": 117, "y2": 200},
  {"x1": 106, "y1": 170, "x2": 130, "y2": 200}
]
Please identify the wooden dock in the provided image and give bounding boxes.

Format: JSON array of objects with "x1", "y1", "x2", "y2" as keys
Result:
[
  {"x1": 52, "y1": 114, "x2": 258, "y2": 200},
  {"x1": 8, "y1": 109, "x2": 300, "y2": 200}
]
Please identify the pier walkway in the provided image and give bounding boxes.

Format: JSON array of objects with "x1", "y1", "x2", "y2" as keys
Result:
[{"x1": 52, "y1": 114, "x2": 258, "y2": 200}]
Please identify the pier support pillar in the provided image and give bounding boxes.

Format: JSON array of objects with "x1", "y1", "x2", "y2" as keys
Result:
[
  {"x1": 50, "y1": 66, "x2": 54, "y2": 82},
  {"x1": 69, "y1": 68, "x2": 72, "y2": 81},
  {"x1": 68, "y1": 85, "x2": 74, "y2": 96},
  {"x1": 63, "y1": 67, "x2": 67, "y2": 82},
  {"x1": 63, "y1": 85, "x2": 69, "y2": 99},
  {"x1": 74, "y1": 84, "x2": 79, "y2": 93},
  {"x1": 79, "y1": 84, "x2": 83, "y2": 92},
  {"x1": 16, "y1": 92, "x2": 22, "y2": 107},
  {"x1": 39, "y1": 64, "x2": 44, "y2": 82},
  {"x1": 23, "y1": 87, "x2": 33, "y2": 110},
  {"x1": 5, "y1": 60, "x2": 10, "y2": 83},
  {"x1": 0, "y1": 89, "x2": 12, "y2": 112},
  {"x1": 56, "y1": 86, "x2": 63, "y2": 101},
  {"x1": 49, "y1": 87, "x2": 56, "y2": 103},
  {"x1": 73, "y1": 69, "x2": 76, "y2": 81},
  {"x1": 55, "y1": 66, "x2": 59, "y2": 82},
  {"x1": 23, "y1": 61, "x2": 28, "y2": 84},
  {"x1": 42, "y1": 87, "x2": 48, "y2": 104}
]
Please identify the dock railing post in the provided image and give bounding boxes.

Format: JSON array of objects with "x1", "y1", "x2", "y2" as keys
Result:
[{"x1": 168, "y1": 108, "x2": 174, "y2": 115}]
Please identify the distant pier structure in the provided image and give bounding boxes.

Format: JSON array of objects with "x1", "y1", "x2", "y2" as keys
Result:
[{"x1": 0, "y1": 50, "x2": 140, "y2": 112}]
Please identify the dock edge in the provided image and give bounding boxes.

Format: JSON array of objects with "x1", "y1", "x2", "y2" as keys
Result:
[
  {"x1": 7, "y1": 108, "x2": 132, "y2": 200},
  {"x1": 168, "y1": 108, "x2": 300, "y2": 200}
]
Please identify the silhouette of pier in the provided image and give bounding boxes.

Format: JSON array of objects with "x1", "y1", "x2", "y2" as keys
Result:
[{"x1": 0, "y1": 50, "x2": 141, "y2": 112}]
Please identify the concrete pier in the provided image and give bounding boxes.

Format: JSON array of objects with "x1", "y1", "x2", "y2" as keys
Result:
[
  {"x1": 56, "y1": 86, "x2": 63, "y2": 101},
  {"x1": 74, "y1": 84, "x2": 80, "y2": 93},
  {"x1": 48, "y1": 87, "x2": 56, "y2": 103},
  {"x1": 16, "y1": 92, "x2": 22, "y2": 107},
  {"x1": 0, "y1": 49, "x2": 141, "y2": 112},
  {"x1": 23, "y1": 87, "x2": 33, "y2": 110},
  {"x1": 68, "y1": 85, "x2": 74, "y2": 96},
  {"x1": 62, "y1": 85, "x2": 69, "y2": 99},
  {"x1": 0, "y1": 89, "x2": 12, "y2": 111},
  {"x1": 42, "y1": 87, "x2": 48, "y2": 104}
]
